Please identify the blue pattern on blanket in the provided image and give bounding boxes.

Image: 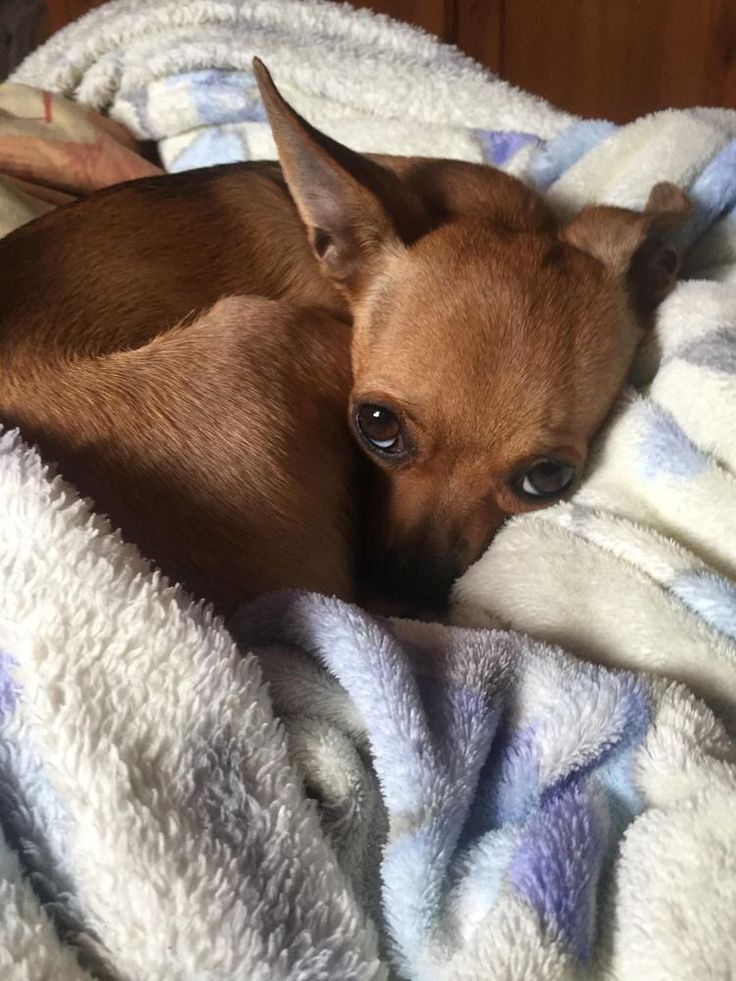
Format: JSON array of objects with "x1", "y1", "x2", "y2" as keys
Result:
[
  {"x1": 474, "y1": 129, "x2": 541, "y2": 165},
  {"x1": 528, "y1": 119, "x2": 616, "y2": 188},
  {"x1": 232, "y1": 592, "x2": 653, "y2": 976},
  {"x1": 675, "y1": 139, "x2": 736, "y2": 246},
  {"x1": 0, "y1": 659, "x2": 97, "y2": 955},
  {"x1": 185, "y1": 70, "x2": 267, "y2": 126},
  {"x1": 672, "y1": 571, "x2": 736, "y2": 641},
  {"x1": 509, "y1": 784, "x2": 606, "y2": 963},
  {"x1": 172, "y1": 128, "x2": 247, "y2": 170},
  {"x1": 126, "y1": 67, "x2": 736, "y2": 266},
  {"x1": 637, "y1": 404, "x2": 709, "y2": 481},
  {"x1": 675, "y1": 326, "x2": 736, "y2": 374}
]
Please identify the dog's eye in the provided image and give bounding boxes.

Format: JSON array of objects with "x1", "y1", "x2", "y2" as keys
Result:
[
  {"x1": 516, "y1": 459, "x2": 576, "y2": 500},
  {"x1": 355, "y1": 403, "x2": 404, "y2": 454}
]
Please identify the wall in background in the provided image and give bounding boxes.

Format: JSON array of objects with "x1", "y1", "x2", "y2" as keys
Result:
[
  {"x1": 14, "y1": 0, "x2": 736, "y2": 122},
  {"x1": 351, "y1": 0, "x2": 736, "y2": 122},
  {"x1": 0, "y1": 0, "x2": 43, "y2": 78}
]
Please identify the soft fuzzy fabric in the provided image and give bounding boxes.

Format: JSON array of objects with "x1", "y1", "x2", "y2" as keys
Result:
[
  {"x1": 11, "y1": 0, "x2": 571, "y2": 169},
  {"x1": 2, "y1": 429, "x2": 735, "y2": 979},
  {"x1": 4, "y1": 0, "x2": 736, "y2": 977},
  {"x1": 0, "y1": 429, "x2": 385, "y2": 981},
  {"x1": 234, "y1": 592, "x2": 736, "y2": 981}
]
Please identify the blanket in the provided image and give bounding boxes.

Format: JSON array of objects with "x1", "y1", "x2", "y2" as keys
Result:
[
  {"x1": 2, "y1": 431, "x2": 735, "y2": 980},
  {"x1": 3, "y1": 0, "x2": 736, "y2": 978},
  {"x1": 0, "y1": 82, "x2": 159, "y2": 236}
]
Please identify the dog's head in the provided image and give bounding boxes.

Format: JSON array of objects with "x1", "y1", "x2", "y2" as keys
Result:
[{"x1": 254, "y1": 60, "x2": 690, "y2": 608}]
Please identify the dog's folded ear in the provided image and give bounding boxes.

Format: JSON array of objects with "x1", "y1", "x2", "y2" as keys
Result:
[
  {"x1": 253, "y1": 58, "x2": 411, "y2": 295},
  {"x1": 560, "y1": 182, "x2": 691, "y2": 315}
]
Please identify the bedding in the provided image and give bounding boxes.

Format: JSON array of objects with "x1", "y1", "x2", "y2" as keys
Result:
[
  {"x1": 0, "y1": 82, "x2": 158, "y2": 236},
  {"x1": 2, "y1": 1, "x2": 736, "y2": 978}
]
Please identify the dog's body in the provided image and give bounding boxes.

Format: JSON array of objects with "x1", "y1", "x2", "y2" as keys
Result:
[
  {"x1": 0, "y1": 62, "x2": 689, "y2": 611},
  {"x1": 0, "y1": 164, "x2": 359, "y2": 609},
  {"x1": 0, "y1": 155, "x2": 549, "y2": 610}
]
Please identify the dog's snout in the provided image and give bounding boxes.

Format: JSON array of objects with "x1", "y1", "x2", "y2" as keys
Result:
[{"x1": 372, "y1": 540, "x2": 465, "y2": 612}]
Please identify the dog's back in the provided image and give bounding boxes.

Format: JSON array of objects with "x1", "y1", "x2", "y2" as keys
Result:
[
  {"x1": 0, "y1": 162, "x2": 345, "y2": 365},
  {"x1": 0, "y1": 164, "x2": 357, "y2": 609}
]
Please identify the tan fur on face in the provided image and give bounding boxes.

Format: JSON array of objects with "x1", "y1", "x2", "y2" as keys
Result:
[{"x1": 351, "y1": 221, "x2": 642, "y2": 576}]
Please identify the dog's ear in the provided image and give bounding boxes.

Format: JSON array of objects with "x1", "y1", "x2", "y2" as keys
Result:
[
  {"x1": 253, "y1": 58, "x2": 409, "y2": 294},
  {"x1": 560, "y1": 183, "x2": 691, "y2": 314}
]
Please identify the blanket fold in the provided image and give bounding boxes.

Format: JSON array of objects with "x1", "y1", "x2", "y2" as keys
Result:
[{"x1": 231, "y1": 591, "x2": 736, "y2": 981}]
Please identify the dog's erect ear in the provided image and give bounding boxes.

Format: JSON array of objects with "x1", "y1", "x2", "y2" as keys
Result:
[
  {"x1": 560, "y1": 182, "x2": 691, "y2": 314},
  {"x1": 253, "y1": 58, "x2": 408, "y2": 293}
]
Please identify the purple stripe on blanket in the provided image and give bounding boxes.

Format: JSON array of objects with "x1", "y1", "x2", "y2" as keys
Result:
[
  {"x1": 528, "y1": 119, "x2": 616, "y2": 188},
  {"x1": 466, "y1": 673, "x2": 648, "y2": 842},
  {"x1": 0, "y1": 649, "x2": 19, "y2": 715},
  {"x1": 474, "y1": 129, "x2": 541, "y2": 166},
  {"x1": 509, "y1": 684, "x2": 647, "y2": 962},
  {"x1": 463, "y1": 723, "x2": 541, "y2": 837},
  {"x1": 544, "y1": 680, "x2": 649, "y2": 820},
  {"x1": 673, "y1": 570, "x2": 736, "y2": 642},
  {"x1": 676, "y1": 139, "x2": 736, "y2": 249},
  {"x1": 509, "y1": 783, "x2": 608, "y2": 964},
  {"x1": 187, "y1": 70, "x2": 267, "y2": 126},
  {"x1": 637, "y1": 404, "x2": 709, "y2": 481}
]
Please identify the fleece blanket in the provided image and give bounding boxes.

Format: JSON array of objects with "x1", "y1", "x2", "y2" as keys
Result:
[
  {"x1": 3, "y1": 432, "x2": 736, "y2": 981},
  {"x1": 3, "y1": 0, "x2": 736, "y2": 978}
]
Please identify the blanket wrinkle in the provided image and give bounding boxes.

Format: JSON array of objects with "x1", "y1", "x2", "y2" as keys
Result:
[{"x1": 232, "y1": 591, "x2": 734, "y2": 980}]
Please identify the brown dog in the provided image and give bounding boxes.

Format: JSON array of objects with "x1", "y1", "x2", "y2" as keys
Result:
[{"x1": 0, "y1": 60, "x2": 689, "y2": 612}]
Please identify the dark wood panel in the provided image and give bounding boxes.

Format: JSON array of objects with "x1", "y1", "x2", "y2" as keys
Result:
[
  {"x1": 1, "y1": 0, "x2": 44, "y2": 77},
  {"x1": 501, "y1": 0, "x2": 736, "y2": 123},
  {"x1": 453, "y1": 0, "x2": 503, "y2": 73},
  {"x1": 43, "y1": 0, "x2": 102, "y2": 34},
  {"x1": 659, "y1": 0, "x2": 736, "y2": 110},
  {"x1": 348, "y1": 0, "x2": 449, "y2": 38}
]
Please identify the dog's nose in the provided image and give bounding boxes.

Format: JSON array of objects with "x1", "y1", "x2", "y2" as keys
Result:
[{"x1": 378, "y1": 544, "x2": 463, "y2": 612}]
